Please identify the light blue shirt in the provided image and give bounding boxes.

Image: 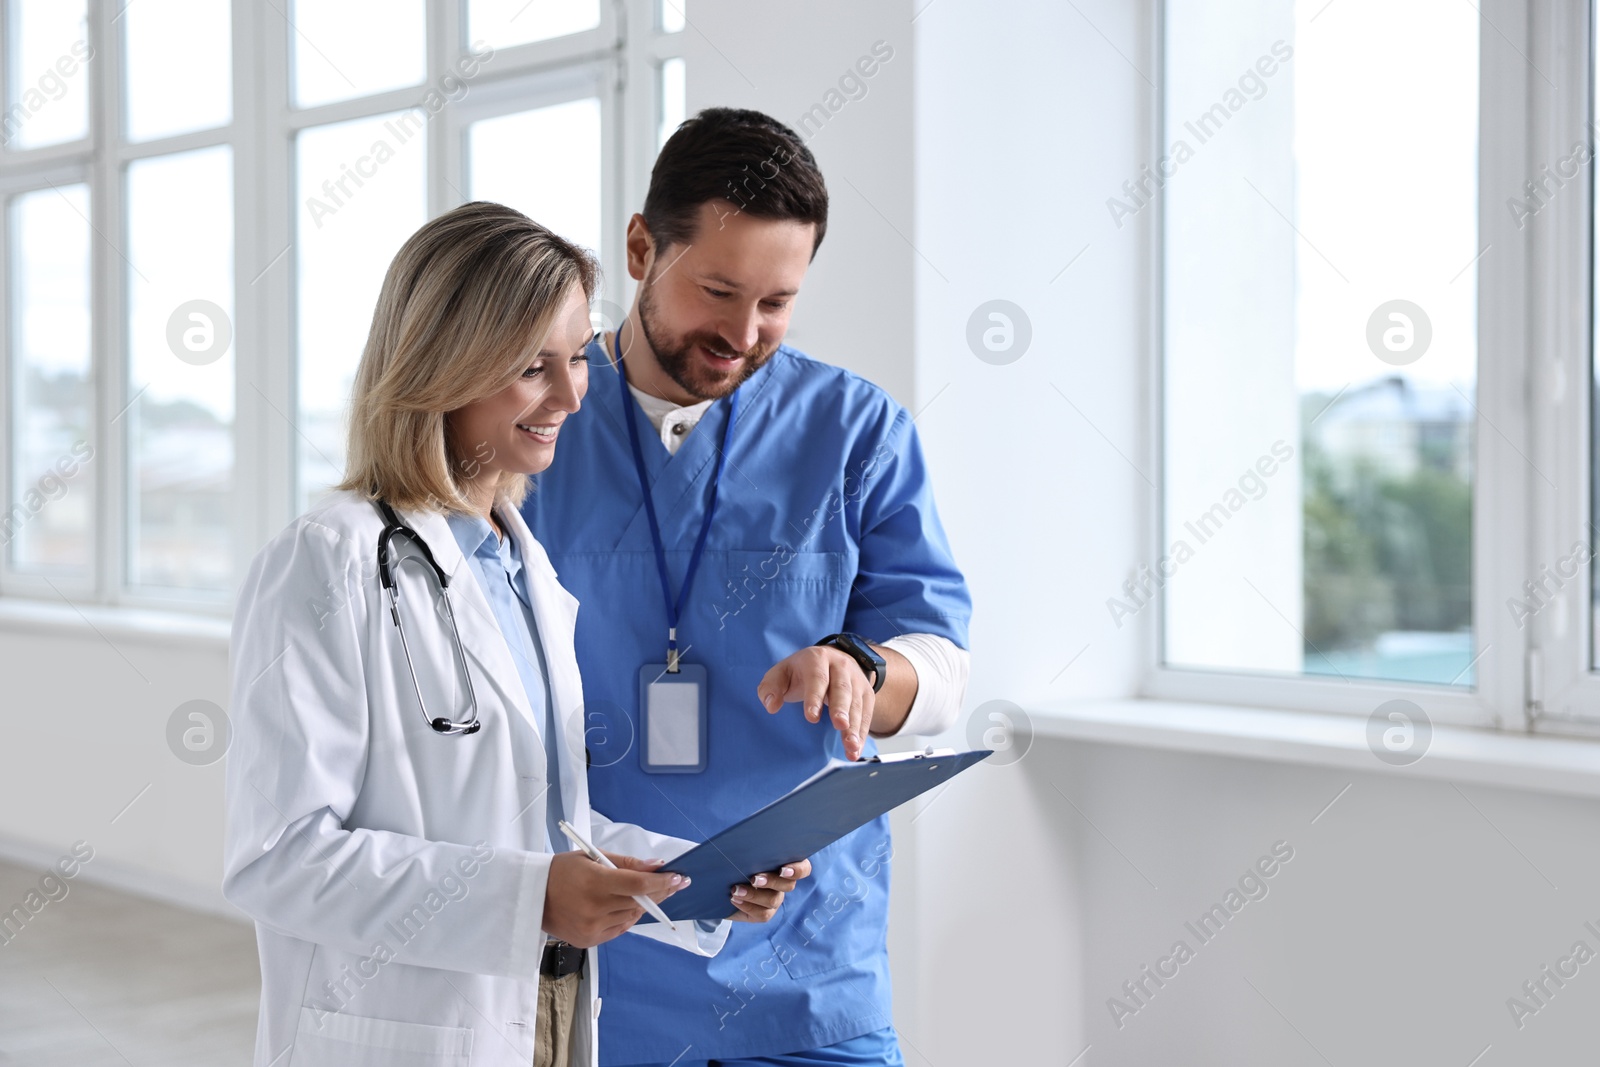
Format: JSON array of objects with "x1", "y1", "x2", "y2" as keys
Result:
[{"x1": 445, "y1": 510, "x2": 564, "y2": 854}]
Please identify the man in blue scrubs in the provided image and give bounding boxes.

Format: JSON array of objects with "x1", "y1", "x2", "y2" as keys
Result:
[{"x1": 523, "y1": 108, "x2": 971, "y2": 1066}]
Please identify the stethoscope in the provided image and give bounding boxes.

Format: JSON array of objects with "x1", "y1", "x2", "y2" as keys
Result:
[{"x1": 375, "y1": 500, "x2": 482, "y2": 735}]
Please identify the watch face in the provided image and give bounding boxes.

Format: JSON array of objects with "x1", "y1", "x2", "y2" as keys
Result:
[
  {"x1": 829, "y1": 633, "x2": 885, "y2": 690},
  {"x1": 834, "y1": 634, "x2": 866, "y2": 657}
]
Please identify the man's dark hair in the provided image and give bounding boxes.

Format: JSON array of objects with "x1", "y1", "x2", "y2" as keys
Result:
[{"x1": 642, "y1": 107, "x2": 828, "y2": 257}]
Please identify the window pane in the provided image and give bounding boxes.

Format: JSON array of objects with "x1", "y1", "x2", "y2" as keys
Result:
[
  {"x1": 127, "y1": 147, "x2": 235, "y2": 593},
  {"x1": 659, "y1": 58, "x2": 685, "y2": 148},
  {"x1": 1162, "y1": 1, "x2": 1478, "y2": 686},
  {"x1": 125, "y1": 0, "x2": 232, "y2": 142},
  {"x1": 469, "y1": 97, "x2": 601, "y2": 254},
  {"x1": 467, "y1": 0, "x2": 599, "y2": 50},
  {"x1": 5, "y1": 0, "x2": 90, "y2": 149},
  {"x1": 660, "y1": 0, "x2": 686, "y2": 34},
  {"x1": 296, "y1": 113, "x2": 427, "y2": 511},
  {"x1": 8, "y1": 185, "x2": 92, "y2": 574},
  {"x1": 291, "y1": 0, "x2": 425, "y2": 109}
]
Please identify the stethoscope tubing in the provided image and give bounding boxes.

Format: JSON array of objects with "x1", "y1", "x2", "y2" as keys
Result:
[{"x1": 375, "y1": 500, "x2": 482, "y2": 735}]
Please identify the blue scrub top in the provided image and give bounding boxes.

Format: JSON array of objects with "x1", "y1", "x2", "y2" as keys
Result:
[{"x1": 523, "y1": 344, "x2": 971, "y2": 1064}]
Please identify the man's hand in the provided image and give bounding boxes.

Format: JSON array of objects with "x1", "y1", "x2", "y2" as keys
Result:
[
  {"x1": 542, "y1": 851, "x2": 687, "y2": 948},
  {"x1": 757, "y1": 646, "x2": 876, "y2": 760},
  {"x1": 729, "y1": 858, "x2": 813, "y2": 923}
]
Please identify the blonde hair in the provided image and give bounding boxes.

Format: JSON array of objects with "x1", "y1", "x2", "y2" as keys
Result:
[{"x1": 337, "y1": 201, "x2": 598, "y2": 513}]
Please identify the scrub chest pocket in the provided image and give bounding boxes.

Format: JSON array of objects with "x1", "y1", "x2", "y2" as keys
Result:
[{"x1": 712, "y1": 550, "x2": 851, "y2": 668}]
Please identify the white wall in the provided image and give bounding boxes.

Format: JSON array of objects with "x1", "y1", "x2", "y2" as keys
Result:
[
  {"x1": 8, "y1": 4, "x2": 1600, "y2": 1066},
  {"x1": 0, "y1": 619, "x2": 232, "y2": 916},
  {"x1": 905, "y1": 0, "x2": 1146, "y2": 1060},
  {"x1": 680, "y1": 0, "x2": 917, "y2": 405},
  {"x1": 1054, "y1": 741, "x2": 1600, "y2": 1066}
]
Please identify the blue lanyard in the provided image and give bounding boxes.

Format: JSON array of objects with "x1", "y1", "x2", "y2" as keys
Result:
[{"x1": 616, "y1": 334, "x2": 739, "y2": 672}]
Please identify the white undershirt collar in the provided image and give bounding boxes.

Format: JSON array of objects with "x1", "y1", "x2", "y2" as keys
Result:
[{"x1": 627, "y1": 383, "x2": 715, "y2": 455}]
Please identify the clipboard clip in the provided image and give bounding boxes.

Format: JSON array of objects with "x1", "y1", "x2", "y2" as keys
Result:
[{"x1": 866, "y1": 746, "x2": 958, "y2": 764}]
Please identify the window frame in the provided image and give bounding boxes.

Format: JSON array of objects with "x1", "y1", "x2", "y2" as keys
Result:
[
  {"x1": 1142, "y1": 0, "x2": 1533, "y2": 732},
  {"x1": 1522, "y1": 0, "x2": 1600, "y2": 735},
  {"x1": 0, "y1": 0, "x2": 682, "y2": 617}
]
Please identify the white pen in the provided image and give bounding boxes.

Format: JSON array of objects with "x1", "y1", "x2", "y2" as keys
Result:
[{"x1": 556, "y1": 819, "x2": 680, "y2": 932}]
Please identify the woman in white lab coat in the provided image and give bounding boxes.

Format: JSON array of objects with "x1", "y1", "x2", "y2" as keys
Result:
[{"x1": 223, "y1": 202, "x2": 808, "y2": 1067}]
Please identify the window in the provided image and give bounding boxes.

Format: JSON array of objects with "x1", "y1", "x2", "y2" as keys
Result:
[
  {"x1": 1153, "y1": 0, "x2": 1535, "y2": 727},
  {"x1": 659, "y1": 0, "x2": 686, "y2": 36},
  {"x1": 468, "y1": 95, "x2": 603, "y2": 245},
  {"x1": 0, "y1": 0, "x2": 683, "y2": 612},
  {"x1": 9, "y1": 185, "x2": 91, "y2": 576},
  {"x1": 469, "y1": 0, "x2": 602, "y2": 51},
  {"x1": 660, "y1": 56, "x2": 686, "y2": 148},
  {"x1": 123, "y1": 0, "x2": 231, "y2": 142},
  {"x1": 7, "y1": 0, "x2": 90, "y2": 148},
  {"x1": 290, "y1": 0, "x2": 427, "y2": 109},
  {"x1": 127, "y1": 146, "x2": 235, "y2": 593},
  {"x1": 294, "y1": 111, "x2": 428, "y2": 510}
]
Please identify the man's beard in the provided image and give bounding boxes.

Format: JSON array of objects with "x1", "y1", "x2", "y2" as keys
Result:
[{"x1": 637, "y1": 279, "x2": 777, "y2": 401}]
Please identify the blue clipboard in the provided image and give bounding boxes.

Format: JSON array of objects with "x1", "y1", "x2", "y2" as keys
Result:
[{"x1": 644, "y1": 747, "x2": 992, "y2": 922}]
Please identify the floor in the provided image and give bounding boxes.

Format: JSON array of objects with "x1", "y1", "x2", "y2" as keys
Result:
[{"x1": 0, "y1": 859, "x2": 259, "y2": 1066}]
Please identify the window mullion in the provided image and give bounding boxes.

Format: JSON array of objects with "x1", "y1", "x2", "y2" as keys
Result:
[
  {"x1": 615, "y1": 0, "x2": 652, "y2": 310},
  {"x1": 1467, "y1": 0, "x2": 1536, "y2": 729},
  {"x1": 427, "y1": 0, "x2": 456, "y2": 219},
  {"x1": 89, "y1": 0, "x2": 124, "y2": 605},
  {"x1": 230, "y1": 0, "x2": 266, "y2": 593},
  {"x1": 252, "y1": 0, "x2": 294, "y2": 550},
  {"x1": 0, "y1": 0, "x2": 11, "y2": 600}
]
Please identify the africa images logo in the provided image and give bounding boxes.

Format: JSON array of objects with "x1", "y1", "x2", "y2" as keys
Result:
[{"x1": 1366, "y1": 699, "x2": 1431, "y2": 767}]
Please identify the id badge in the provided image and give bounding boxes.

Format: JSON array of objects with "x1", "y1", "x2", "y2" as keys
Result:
[{"x1": 639, "y1": 663, "x2": 708, "y2": 773}]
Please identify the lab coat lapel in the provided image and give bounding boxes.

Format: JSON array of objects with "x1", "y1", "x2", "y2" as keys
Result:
[
  {"x1": 398, "y1": 507, "x2": 543, "y2": 739},
  {"x1": 501, "y1": 508, "x2": 591, "y2": 841}
]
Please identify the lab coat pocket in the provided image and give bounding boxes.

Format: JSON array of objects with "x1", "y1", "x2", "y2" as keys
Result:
[{"x1": 293, "y1": 1005, "x2": 474, "y2": 1067}]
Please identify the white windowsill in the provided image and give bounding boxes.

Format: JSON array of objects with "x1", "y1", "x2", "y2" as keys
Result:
[
  {"x1": 1030, "y1": 699, "x2": 1600, "y2": 800},
  {"x1": 0, "y1": 597, "x2": 229, "y2": 650}
]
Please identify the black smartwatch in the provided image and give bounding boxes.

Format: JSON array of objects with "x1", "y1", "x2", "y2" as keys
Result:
[{"x1": 815, "y1": 632, "x2": 886, "y2": 692}]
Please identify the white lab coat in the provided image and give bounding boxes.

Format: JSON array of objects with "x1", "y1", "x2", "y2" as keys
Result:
[{"x1": 223, "y1": 491, "x2": 725, "y2": 1067}]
